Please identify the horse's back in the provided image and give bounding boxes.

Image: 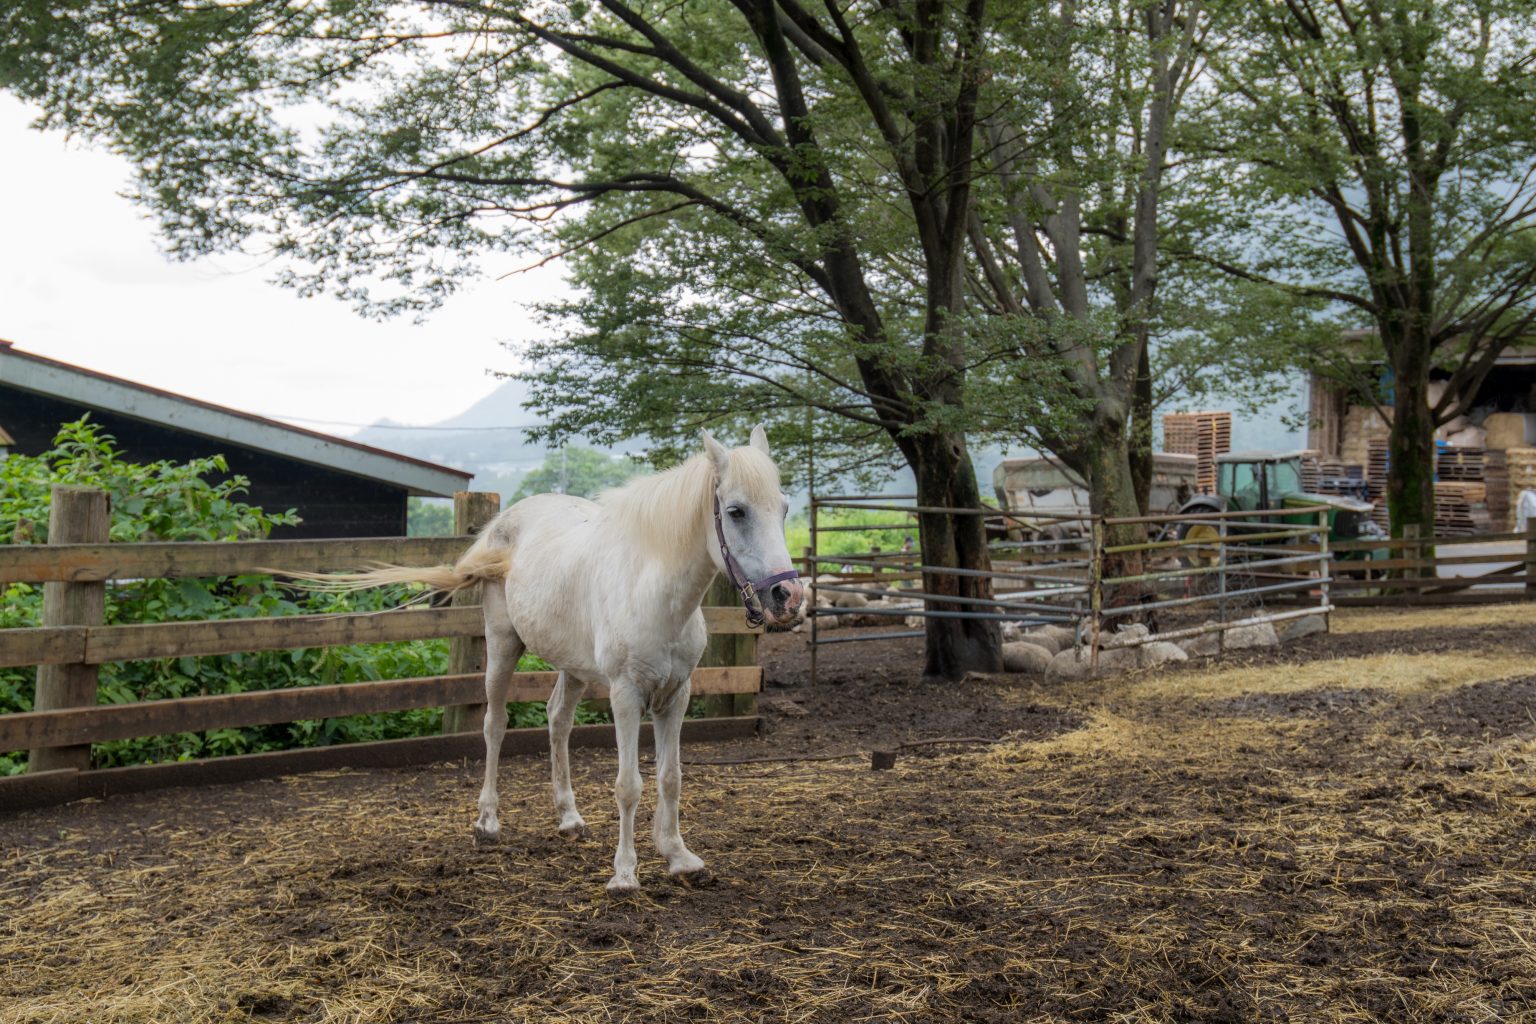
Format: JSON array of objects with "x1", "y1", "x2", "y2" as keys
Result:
[{"x1": 485, "y1": 493, "x2": 609, "y2": 672}]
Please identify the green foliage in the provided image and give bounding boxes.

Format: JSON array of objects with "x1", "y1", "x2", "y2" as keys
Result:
[
  {"x1": 511, "y1": 446, "x2": 640, "y2": 501},
  {"x1": 0, "y1": 420, "x2": 596, "y2": 775},
  {"x1": 786, "y1": 508, "x2": 920, "y2": 564},
  {"x1": 406, "y1": 497, "x2": 453, "y2": 537}
]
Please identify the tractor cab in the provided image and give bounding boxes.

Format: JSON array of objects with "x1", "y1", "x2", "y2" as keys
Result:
[
  {"x1": 1216, "y1": 451, "x2": 1307, "y2": 513},
  {"x1": 1178, "y1": 450, "x2": 1379, "y2": 544}
]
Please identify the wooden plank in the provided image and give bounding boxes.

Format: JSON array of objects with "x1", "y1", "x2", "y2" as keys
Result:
[
  {"x1": 1330, "y1": 571, "x2": 1526, "y2": 592},
  {"x1": 0, "y1": 626, "x2": 86, "y2": 668},
  {"x1": 0, "y1": 666, "x2": 761, "y2": 752},
  {"x1": 0, "y1": 606, "x2": 485, "y2": 668},
  {"x1": 1, "y1": 605, "x2": 760, "y2": 668},
  {"x1": 0, "y1": 717, "x2": 762, "y2": 812},
  {"x1": 1331, "y1": 552, "x2": 1526, "y2": 574},
  {"x1": 0, "y1": 674, "x2": 484, "y2": 750},
  {"x1": 1332, "y1": 531, "x2": 1534, "y2": 553},
  {"x1": 0, "y1": 535, "x2": 471, "y2": 584}
]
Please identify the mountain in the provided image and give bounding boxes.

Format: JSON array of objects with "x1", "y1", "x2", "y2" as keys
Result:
[{"x1": 352, "y1": 379, "x2": 552, "y2": 478}]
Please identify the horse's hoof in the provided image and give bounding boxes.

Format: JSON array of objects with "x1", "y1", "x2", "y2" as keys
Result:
[
  {"x1": 668, "y1": 866, "x2": 713, "y2": 889},
  {"x1": 473, "y1": 825, "x2": 500, "y2": 847},
  {"x1": 557, "y1": 821, "x2": 588, "y2": 841},
  {"x1": 605, "y1": 874, "x2": 641, "y2": 896},
  {"x1": 666, "y1": 851, "x2": 706, "y2": 876}
]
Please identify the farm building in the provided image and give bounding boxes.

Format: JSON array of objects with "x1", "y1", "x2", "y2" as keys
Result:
[
  {"x1": 1305, "y1": 346, "x2": 1536, "y2": 534},
  {"x1": 0, "y1": 340, "x2": 471, "y2": 537}
]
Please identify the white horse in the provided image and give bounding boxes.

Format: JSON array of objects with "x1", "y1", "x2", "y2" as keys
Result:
[{"x1": 295, "y1": 428, "x2": 802, "y2": 892}]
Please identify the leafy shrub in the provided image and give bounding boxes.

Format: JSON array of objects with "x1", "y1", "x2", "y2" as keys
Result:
[{"x1": 0, "y1": 419, "x2": 597, "y2": 776}]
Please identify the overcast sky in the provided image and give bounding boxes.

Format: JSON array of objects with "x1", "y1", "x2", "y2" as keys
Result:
[{"x1": 0, "y1": 93, "x2": 563, "y2": 438}]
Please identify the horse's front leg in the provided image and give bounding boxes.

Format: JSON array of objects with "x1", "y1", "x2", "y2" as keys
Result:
[
  {"x1": 547, "y1": 671, "x2": 590, "y2": 838},
  {"x1": 606, "y1": 684, "x2": 646, "y2": 894},
  {"x1": 651, "y1": 676, "x2": 705, "y2": 878}
]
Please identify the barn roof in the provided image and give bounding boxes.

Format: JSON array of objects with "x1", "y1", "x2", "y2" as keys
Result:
[{"x1": 0, "y1": 340, "x2": 472, "y2": 497}]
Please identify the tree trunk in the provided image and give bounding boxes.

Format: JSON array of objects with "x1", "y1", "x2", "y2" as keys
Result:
[
  {"x1": 1129, "y1": 342, "x2": 1154, "y2": 514},
  {"x1": 911, "y1": 432, "x2": 1003, "y2": 682},
  {"x1": 1083, "y1": 416, "x2": 1148, "y2": 618},
  {"x1": 1387, "y1": 344, "x2": 1436, "y2": 563}
]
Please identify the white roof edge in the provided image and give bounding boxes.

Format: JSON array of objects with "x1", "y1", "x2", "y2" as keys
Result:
[{"x1": 0, "y1": 345, "x2": 473, "y2": 497}]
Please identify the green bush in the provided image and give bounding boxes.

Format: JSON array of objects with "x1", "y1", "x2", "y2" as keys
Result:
[
  {"x1": 787, "y1": 507, "x2": 921, "y2": 570},
  {"x1": 0, "y1": 418, "x2": 593, "y2": 776}
]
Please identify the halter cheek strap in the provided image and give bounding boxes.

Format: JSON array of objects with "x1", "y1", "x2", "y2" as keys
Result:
[{"x1": 713, "y1": 492, "x2": 800, "y2": 628}]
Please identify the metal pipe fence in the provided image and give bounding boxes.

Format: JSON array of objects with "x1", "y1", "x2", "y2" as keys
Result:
[{"x1": 805, "y1": 495, "x2": 1335, "y2": 684}]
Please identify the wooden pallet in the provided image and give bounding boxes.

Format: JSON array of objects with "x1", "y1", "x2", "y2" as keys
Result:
[
  {"x1": 1162, "y1": 411, "x2": 1232, "y2": 493},
  {"x1": 1436, "y1": 445, "x2": 1486, "y2": 481}
]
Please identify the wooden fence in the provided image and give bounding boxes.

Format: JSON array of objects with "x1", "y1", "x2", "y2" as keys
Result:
[
  {"x1": 1329, "y1": 526, "x2": 1536, "y2": 605},
  {"x1": 0, "y1": 487, "x2": 761, "y2": 812}
]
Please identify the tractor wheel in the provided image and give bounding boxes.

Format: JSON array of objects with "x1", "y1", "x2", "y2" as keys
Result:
[{"x1": 1174, "y1": 511, "x2": 1224, "y2": 569}]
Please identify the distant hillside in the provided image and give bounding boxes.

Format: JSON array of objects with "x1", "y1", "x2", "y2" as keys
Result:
[{"x1": 351, "y1": 379, "x2": 635, "y2": 500}]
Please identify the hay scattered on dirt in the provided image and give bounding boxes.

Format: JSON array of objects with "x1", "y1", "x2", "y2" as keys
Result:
[
  {"x1": 1331, "y1": 601, "x2": 1536, "y2": 635},
  {"x1": 1131, "y1": 648, "x2": 1534, "y2": 700},
  {"x1": 4, "y1": 606, "x2": 1536, "y2": 1022}
]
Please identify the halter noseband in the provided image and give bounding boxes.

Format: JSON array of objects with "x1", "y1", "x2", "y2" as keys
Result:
[{"x1": 712, "y1": 491, "x2": 800, "y2": 628}]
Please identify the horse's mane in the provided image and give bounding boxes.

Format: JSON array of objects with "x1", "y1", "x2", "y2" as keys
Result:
[{"x1": 597, "y1": 446, "x2": 780, "y2": 562}]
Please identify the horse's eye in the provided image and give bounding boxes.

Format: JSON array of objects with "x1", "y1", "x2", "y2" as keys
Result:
[{"x1": 727, "y1": 506, "x2": 746, "y2": 520}]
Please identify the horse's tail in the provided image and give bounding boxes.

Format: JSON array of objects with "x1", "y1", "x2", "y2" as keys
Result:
[{"x1": 264, "y1": 532, "x2": 511, "y2": 600}]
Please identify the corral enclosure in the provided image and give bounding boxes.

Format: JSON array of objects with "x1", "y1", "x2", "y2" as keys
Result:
[{"x1": 5, "y1": 603, "x2": 1536, "y2": 1023}]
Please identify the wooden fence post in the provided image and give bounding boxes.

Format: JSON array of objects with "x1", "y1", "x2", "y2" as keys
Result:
[
  {"x1": 28, "y1": 486, "x2": 109, "y2": 773},
  {"x1": 699, "y1": 574, "x2": 756, "y2": 717},
  {"x1": 442, "y1": 491, "x2": 501, "y2": 735},
  {"x1": 1526, "y1": 522, "x2": 1536, "y2": 601}
]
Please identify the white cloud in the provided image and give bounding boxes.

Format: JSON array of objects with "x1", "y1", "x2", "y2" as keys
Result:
[{"x1": 0, "y1": 93, "x2": 567, "y2": 437}]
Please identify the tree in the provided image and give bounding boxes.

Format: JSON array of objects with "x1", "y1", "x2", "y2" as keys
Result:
[
  {"x1": 961, "y1": 0, "x2": 1211, "y2": 556},
  {"x1": 511, "y1": 446, "x2": 640, "y2": 501},
  {"x1": 1186, "y1": 0, "x2": 1536, "y2": 538},
  {"x1": 1, "y1": 0, "x2": 1010, "y2": 678}
]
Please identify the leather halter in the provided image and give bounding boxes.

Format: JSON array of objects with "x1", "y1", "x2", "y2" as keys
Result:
[{"x1": 712, "y1": 491, "x2": 800, "y2": 628}]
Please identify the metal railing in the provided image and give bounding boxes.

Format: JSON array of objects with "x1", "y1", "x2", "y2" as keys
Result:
[{"x1": 805, "y1": 496, "x2": 1334, "y2": 682}]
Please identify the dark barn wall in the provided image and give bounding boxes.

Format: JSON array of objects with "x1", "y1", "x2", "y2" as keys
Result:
[{"x1": 2, "y1": 388, "x2": 408, "y2": 539}]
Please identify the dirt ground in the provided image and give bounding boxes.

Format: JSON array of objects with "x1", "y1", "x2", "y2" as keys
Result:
[{"x1": 4, "y1": 604, "x2": 1536, "y2": 1023}]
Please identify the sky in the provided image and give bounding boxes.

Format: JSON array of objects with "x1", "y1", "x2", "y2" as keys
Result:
[{"x1": 0, "y1": 93, "x2": 563, "y2": 438}]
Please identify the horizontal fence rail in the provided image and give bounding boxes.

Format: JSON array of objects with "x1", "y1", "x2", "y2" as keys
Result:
[{"x1": 1, "y1": 488, "x2": 764, "y2": 811}]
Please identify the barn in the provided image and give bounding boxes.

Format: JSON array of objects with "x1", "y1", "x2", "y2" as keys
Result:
[{"x1": 0, "y1": 340, "x2": 471, "y2": 537}]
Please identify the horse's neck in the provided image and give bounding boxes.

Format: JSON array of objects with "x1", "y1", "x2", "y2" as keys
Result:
[{"x1": 601, "y1": 458, "x2": 719, "y2": 624}]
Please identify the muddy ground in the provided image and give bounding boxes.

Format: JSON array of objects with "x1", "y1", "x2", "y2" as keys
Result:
[{"x1": 3, "y1": 604, "x2": 1536, "y2": 1023}]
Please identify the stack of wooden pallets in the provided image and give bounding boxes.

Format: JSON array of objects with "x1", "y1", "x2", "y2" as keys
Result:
[
  {"x1": 1299, "y1": 451, "x2": 1319, "y2": 493},
  {"x1": 1162, "y1": 411, "x2": 1232, "y2": 494},
  {"x1": 1366, "y1": 438, "x2": 1392, "y2": 532},
  {"x1": 1485, "y1": 450, "x2": 1511, "y2": 530},
  {"x1": 1433, "y1": 481, "x2": 1491, "y2": 536}
]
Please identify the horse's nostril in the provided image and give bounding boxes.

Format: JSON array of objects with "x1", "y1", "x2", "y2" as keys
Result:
[{"x1": 772, "y1": 583, "x2": 796, "y2": 605}]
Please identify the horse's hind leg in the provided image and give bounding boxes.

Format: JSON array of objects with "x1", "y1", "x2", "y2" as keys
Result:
[
  {"x1": 547, "y1": 671, "x2": 589, "y2": 838},
  {"x1": 475, "y1": 584, "x2": 525, "y2": 845}
]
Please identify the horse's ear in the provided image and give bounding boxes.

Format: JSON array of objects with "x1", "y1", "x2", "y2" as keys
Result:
[
  {"x1": 701, "y1": 429, "x2": 730, "y2": 474},
  {"x1": 749, "y1": 424, "x2": 771, "y2": 456}
]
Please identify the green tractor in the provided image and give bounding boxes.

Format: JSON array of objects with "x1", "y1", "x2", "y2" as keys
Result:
[{"x1": 1171, "y1": 450, "x2": 1381, "y2": 558}]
